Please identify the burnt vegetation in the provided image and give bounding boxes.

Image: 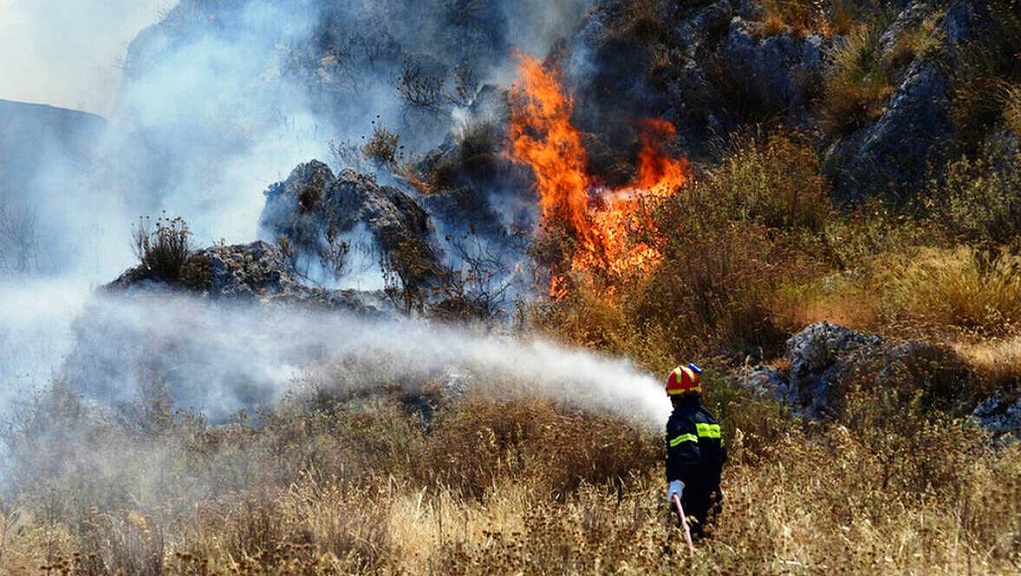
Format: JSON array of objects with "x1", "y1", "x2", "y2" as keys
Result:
[{"x1": 6, "y1": 0, "x2": 1021, "y2": 573}]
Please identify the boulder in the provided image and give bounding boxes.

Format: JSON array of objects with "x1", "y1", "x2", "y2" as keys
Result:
[
  {"x1": 718, "y1": 18, "x2": 826, "y2": 117},
  {"x1": 260, "y1": 160, "x2": 442, "y2": 292},
  {"x1": 971, "y1": 395, "x2": 1021, "y2": 443},
  {"x1": 738, "y1": 322, "x2": 975, "y2": 418},
  {"x1": 780, "y1": 321, "x2": 885, "y2": 418}
]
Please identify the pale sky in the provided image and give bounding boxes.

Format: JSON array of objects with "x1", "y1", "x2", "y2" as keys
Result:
[{"x1": 0, "y1": 0, "x2": 178, "y2": 116}]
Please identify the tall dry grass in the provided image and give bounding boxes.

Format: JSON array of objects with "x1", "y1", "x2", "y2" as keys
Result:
[{"x1": 4, "y1": 374, "x2": 1018, "y2": 575}]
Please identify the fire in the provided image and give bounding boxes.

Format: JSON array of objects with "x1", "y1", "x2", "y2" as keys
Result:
[
  {"x1": 635, "y1": 119, "x2": 689, "y2": 195},
  {"x1": 508, "y1": 55, "x2": 595, "y2": 248},
  {"x1": 508, "y1": 54, "x2": 690, "y2": 298}
]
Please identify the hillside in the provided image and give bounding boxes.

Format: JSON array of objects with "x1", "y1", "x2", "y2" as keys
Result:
[
  {"x1": 0, "y1": 99, "x2": 106, "y2": 273},
  {"x1": 1, "y1": 0, "x2": 1020, "y2": 573}
]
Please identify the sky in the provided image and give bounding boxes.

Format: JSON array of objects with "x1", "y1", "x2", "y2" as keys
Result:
[{"x1": 0, "y1": 0, "x2": 178, "y2": 116}]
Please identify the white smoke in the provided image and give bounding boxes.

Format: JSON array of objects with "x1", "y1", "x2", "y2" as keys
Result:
[
  {"x1": 1, "y1": 0, "x2": 661, "y2": 441},
  {"x1": 0, "y1": 279, "x2": 90, "y2": 396},
  {"x1": 0, "y1": 0, "x2": 179, "y2": 116}
]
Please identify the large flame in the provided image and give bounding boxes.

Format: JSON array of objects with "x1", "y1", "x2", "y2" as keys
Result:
[
  {"x1": 509, "y1": 54, "x2": 689, "y2": 298},
  {"x1": 508, "y1": 55, "x2": 595, "y2": 247}
]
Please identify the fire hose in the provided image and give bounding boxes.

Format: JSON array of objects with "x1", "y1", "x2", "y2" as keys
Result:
[{"x1": 671, "y1": 493, "x2": 696, "y2": 556}]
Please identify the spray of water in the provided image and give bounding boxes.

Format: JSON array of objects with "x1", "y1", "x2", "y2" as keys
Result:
[{"x1": 60, "y1": 291, "x2": 669, "y2": 428}]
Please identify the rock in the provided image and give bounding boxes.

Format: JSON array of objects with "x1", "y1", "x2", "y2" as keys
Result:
[
  {"x1": 107, "y1": 240, "x2": 383, "y2": 313},
  {"x1": 734, "y1": 321, "x2": 1020, "y2": 438},
  {"x1": 826, "y1": 59, "x2": 955, "y2": 203},
  {"x1": 971, "y1": 394, "x2": 1021, "y2": 442},
  {"x1": 719, "y1": 18, "x2": 826, "y2": 116},
  {"x1": 260, "y1": 160, "x2": 443, "y2": 292},
  {"x1": 825, "y1": 1, "x2": 974, "y2": 202},
  {"x1": 735, "y1": 364, "x2": 785, "y2": 400},
  {"x1": 781, "y1": 321, "x2": 884, "y2": 418}
]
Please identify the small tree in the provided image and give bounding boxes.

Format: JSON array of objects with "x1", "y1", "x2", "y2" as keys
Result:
[{"x1": 132, "y1": 214, "x2": 192, "y2": 282}]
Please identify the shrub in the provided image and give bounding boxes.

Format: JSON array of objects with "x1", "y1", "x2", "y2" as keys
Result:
[
  {"x1": 620, "y1": 130, "x2": 831, "y2": 358},
  {"x1": 362, "y1": 120, "x2": 402, "y2": 166},
  {"x1": 821, "y1": 19, "x2": 895, "y2": 136},
  {"x1": 924, "y1": 145, "x2": 1021, "y2": 254},
  {"x1": 131, "y1": 214, "x2": 192, "y2": 282},
  {"x1": 395, "y1": 56, "x2": 444, "y2": 109},
  {"x1": 707, "y1": 130, "x2": 833, "y2": 233},
  {"x1": 454, "y1": 116, "x2": 500, "y2": 163}
]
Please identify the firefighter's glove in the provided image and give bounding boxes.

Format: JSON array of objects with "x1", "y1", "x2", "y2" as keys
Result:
[{"x1": 666, "y1": 480, "x2": 684, "y2": 502}]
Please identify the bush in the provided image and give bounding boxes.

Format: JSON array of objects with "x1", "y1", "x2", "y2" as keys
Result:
[
  {"x1": 924, "y1": 145, "x2": 1021, "y2": 254},
  {"x1": 620, "y1": 130, "x2": 831, "y2": 358},
  {"x1": 707, "y1": 130, "x2": 833, "y2": 234},
  {"x1": 132, "y1": 214, "x2": 192, "y2": 282},
  {"x1": 821, "y1": 19, "x2": 895, "y2": 136},
  {"x1": 362, "y1": 120, "x2": 402, "y2": 166}
]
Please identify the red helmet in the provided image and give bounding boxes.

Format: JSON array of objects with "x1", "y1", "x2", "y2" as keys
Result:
[{"x1": 666, "y1": 363, "x2": 703, "y2": 396}]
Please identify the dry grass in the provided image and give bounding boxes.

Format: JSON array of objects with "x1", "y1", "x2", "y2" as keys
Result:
[
  {"x1": 758, "y1": 0, "x2": 878, "y2": 37},
  {"x1": 822, "y1": 21, "x2": 895, "y2": 136},
  {"x1": 955, "y1": 336, "x2": 1021, "y2": 396},
  {"x1": 759, "y1": 0, "x2": 827, "y2": 37},
  {"x1": 1005, "y1": 84, "x2": 1021, "y2": 136},
  {"x1": 4, "y1": 377, "x2": 1019, "y2": 575},
  {"x1": 875, "y1": 246, "x2": 1021, "y2": 337}
]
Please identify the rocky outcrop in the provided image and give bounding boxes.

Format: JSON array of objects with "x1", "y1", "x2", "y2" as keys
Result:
[
  {"x1": 107, "y1": 240, "x2": 383, "y2": 313},
  {"x1": 734, "y1": 322, "x2": 1021, "y2": 439},
  {"x1": 824, "y1": 2, "x2": 975, "y2": 202},
  {"x1": 260, "y1": 160, "x2": 443, "y2": 292}
]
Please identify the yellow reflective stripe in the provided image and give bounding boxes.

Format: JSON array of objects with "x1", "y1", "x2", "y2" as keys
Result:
[
  {"x1": 667, "y1": 386, "x2": 701, "y2": 395},
  {"x1": 669, "y1": 433, "x2": 698, "y2": 447},
  {"x1": 696, "y1": 423, "x2": 721, "y2": 439}
]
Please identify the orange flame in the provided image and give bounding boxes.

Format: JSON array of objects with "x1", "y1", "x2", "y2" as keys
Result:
[
  {"x1": 635, "y1": 119, "x2": 690, "y2": 195},
  {"x1": 509, "y1": 54, "x2": 689, "y2": 299},
  {"x1": 508, "y1": 55, "x2": 595, "y2": 248}
]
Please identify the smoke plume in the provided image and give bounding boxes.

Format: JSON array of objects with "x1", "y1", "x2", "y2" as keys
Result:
[{"x1": 0, "y1": 0, "x2": 671, "y2": 464}]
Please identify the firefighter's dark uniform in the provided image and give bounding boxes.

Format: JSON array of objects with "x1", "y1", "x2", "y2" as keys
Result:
[{"x1": 665, "y1": 395, "x2": 726, "y2": 538}]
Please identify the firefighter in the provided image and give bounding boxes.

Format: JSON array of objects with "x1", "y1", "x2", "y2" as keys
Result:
[{"x1": 665, "y1": 362, "x2": 726, "y2": 541}]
